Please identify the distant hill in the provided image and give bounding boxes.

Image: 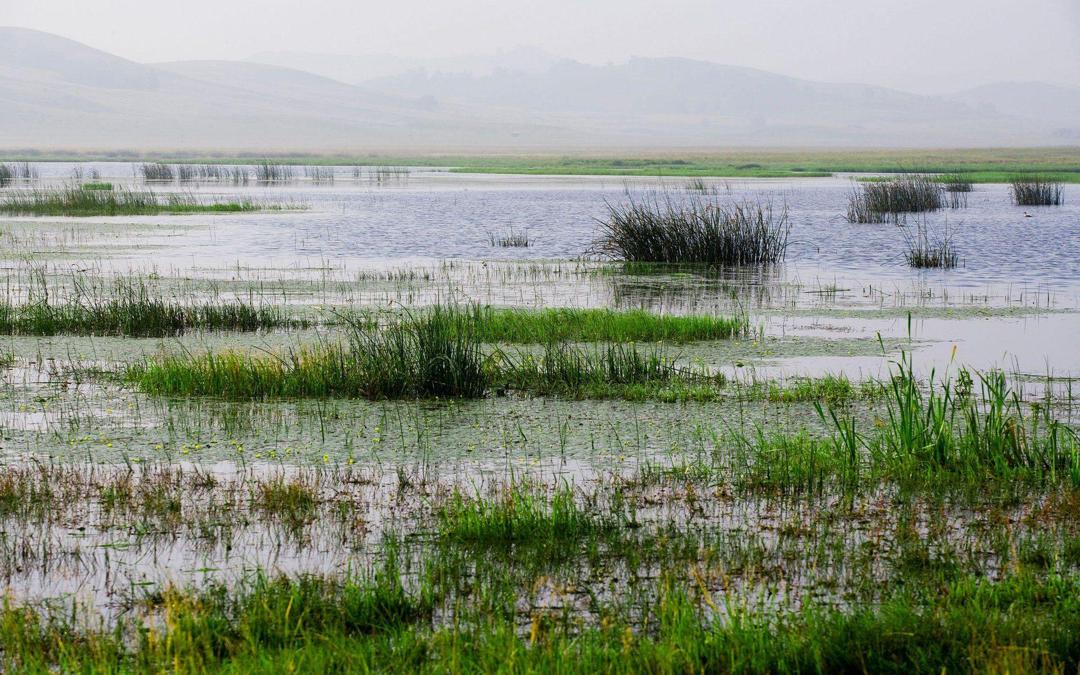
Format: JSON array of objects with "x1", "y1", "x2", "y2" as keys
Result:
[
  {"x1": 244, "y1": 46, "x2": 560, "y2": 86},
  {"x1": 948, "y1": 82, "x2": 1080, "y2": 140},
  {"x1": 0, "y1": 27, "x2": 1071, "y2": 150},
  {"x1": 0, "y1": 27, "x2": 579, "y2": 150}
]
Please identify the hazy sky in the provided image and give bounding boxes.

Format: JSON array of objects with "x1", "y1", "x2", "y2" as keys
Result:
[{"x1": 4, "y1": 0, "x2": 1079, "y2": 93}]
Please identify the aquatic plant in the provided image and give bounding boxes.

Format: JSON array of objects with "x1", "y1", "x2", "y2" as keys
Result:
[
  {"x1": 80, "y1": 182, "x2": 113, "y2": 191},
  {"x1": 1011, "y1": 176, "x2": 1064, "y2": 206},
  {"x1": 818, "y1": 354, "x2": 1080, "y2": 484},
  {"x1": 0, "y1": 187, "x2": 261, "y2": 216},
  {"x1": 939, "y1": 174, "x2": 973, "y2": 193},
  {"x1": 0, "y1": 277, "x2": 296, "y2": 336},
  {"x1": 847, "y1": 175, "x2": 943, "y2": 223},
  {"x1": 139, "y1": 162, "x2": 175, "y2": 182},
  {"x1": 903, "y1": 222, "x2": 959, "y2": 269},
  {"x1": 593, "y1": 192, "x2": 790, "y2": 265},
  {"x1": 304, "y1": 166, "x2": 335, "y2": 184},
  {"x1": 464, "y1": 306, "x2": 747, "y2": 343},
  {"x1": 436, "y1": 483, "x2": 613, "y2": 544},
  {"x1": 489, "y1": 228, "x2": 531, "y2": 247},
  {"x1": 255, "y1": 160, "x2": 295, "y2": 183}
]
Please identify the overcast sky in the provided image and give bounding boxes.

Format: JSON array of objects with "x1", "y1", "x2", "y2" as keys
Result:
[{"x1": 3, "y1": 0, "x2": 1078, "y2": 93}]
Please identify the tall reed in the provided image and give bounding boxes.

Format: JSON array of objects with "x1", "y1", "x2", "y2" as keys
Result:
[
  {"x1": 847, "y1": 175, "x2": 943, "y2": 223},
  {"x1": 594, "y1": 192, "x2": 789, "y2": 265},
  {"x1": 1011, "y1": 176, "x2": 1064, "y2": 206}
]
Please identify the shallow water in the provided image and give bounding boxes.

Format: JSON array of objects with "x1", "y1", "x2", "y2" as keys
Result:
[{"x1": 2, "y1": 164, "x2": 1080, "y2": 616}]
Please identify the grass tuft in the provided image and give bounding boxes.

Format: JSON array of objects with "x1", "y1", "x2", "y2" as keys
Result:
[
  {"x1": 847, "y1": 175, "x2": 943, "y2": 223},
  {"x1": 903, "y1": 222, "x2": 959, "y2": 269},
  {"x1": 1011, "y1": 176, "x2": 1064, "y2": 206},
  {"x1": 593, "y1": 192, "x2": 789, "y2": 265}
]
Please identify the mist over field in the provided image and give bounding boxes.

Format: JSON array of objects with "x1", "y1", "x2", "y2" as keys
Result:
[{"x1": 0, "y1": 0, "x2": 1078, "y2": 150}]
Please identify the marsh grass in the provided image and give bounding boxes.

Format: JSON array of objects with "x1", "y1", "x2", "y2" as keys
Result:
[
  {"x1": 129, "y1": 304, "x2": 728, "y2": 400},
  {"x1": 131, "y1": 306, "x2": 487, "y2": 399},
  {"x1": 252, "y1": 477, "x2": 321, "y2": 529},
  {"x1": 815, "y1": 354, "x2": 1080, "y2": 485},
  {"x1": 2, "y1": 567, "x2": 1079, "y2": 672},
  {"x1": 436, "y1": 483, "x2": 614, "y2": 545},
  {"x1": 80, "y1": 182, "x2": 113, "y2": 191},
  {"x1": 139, "y1": 163, "x2": 174, "y2": 182},
  {"x1": 0, "y1": 187, "x2": 261, "y2": 216},
  {"x1": 304, "y1": 166, "x2": 335, "y2": 184},
  {"x1": 847, "y1": 175, "x2": 943, "y2": 223},
  {"x1": 903, "y1": 222, "x2": 959, "y2": 269},
  {"x1": 1011, "y1": 176, "x2": 1064, "y2": 206},
  {"x1": 939, "y1": 174, "x2": 973, "y2": 193},
  {"x1": 594, "y1": 192, "x2": 789, "y2": 265},
  {"x1": 495, "y1": 341, "x2": 700, "y2": 399},
  {"x1": 466, "y1": 306, "x2": 748, "y2": 343},
  {"x1": 255, "y1": 161, "x2": 295, "y2": 183},
  {"x1": 488, "y1": 228, "x2": 531, "y2": 247},
  {"x1": 0, "y1": 278, "x2": 297, "y2": 337}
]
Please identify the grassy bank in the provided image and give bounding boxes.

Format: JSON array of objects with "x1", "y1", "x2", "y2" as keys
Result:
[{"x1": 4, "y1": 148, "x2": 1080, "y2": 180}]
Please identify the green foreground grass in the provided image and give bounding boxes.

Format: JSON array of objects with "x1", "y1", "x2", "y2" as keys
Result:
[{"x1": 4, "y1": 567, "x2": 1079, "y2": 673}]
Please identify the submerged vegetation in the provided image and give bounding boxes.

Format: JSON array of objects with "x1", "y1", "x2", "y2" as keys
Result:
[
  {"x1": 0, "y1": 186, "x2": 263, "y2": 216},
  {"x1": 594, "y1": 192, "x2": 790, "y2": 265},
  {"x1": 1011, "y1": 175, "x2": 1065, "y2": 206}
]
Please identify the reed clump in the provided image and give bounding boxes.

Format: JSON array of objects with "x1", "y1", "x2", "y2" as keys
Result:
[
  {"x1": 847, "y1": 175, "x2": 943, "y2": 223},
  {"x1": 489, "y1": 228, "x2": 531, "y2": 247},
  {"x1": 1011, "y1": 176, "x2": 1064, "y2": 206},
  {"x1": 255, "y1": 161, "x2": 295, "y2": 183},
  {"x1": 903, "y1": 222, "x2": 959, "y2": 269},
  {"x1": 939, "y1": 174, "x2": 973, "y2": 193},
  {"x1": 594, "y1": 192, "x2": 789, "y2": 265},
  {"x1": 139, "y1": 163, "x2": 175, "y2": 182}
]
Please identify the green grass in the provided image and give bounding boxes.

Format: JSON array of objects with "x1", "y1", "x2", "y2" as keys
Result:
[
  {"x1": 6, "y1": 147, "x2": 1080, "y2": 180},
  {"x1": 436, "y1": 483, "x2": 615, "y2": 545},
  {"x1": 2, "y1": 569, "x2": 1079, "y2": 673},
  {"x1": 130, "y1": 306, "x2": 488, "y2": 399},
  {"x1": 0, "y1": 279, "x2": 297, "y2": 337},
  {"x1": 0, "y1": 187, "x2": 262, "y2": 216},
  {"x1": 466, "y1": 306, "x2": 748, "y2": 343},
  {"x1": 79, "y1": 182, "x2": 113, "y2": 191}
]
